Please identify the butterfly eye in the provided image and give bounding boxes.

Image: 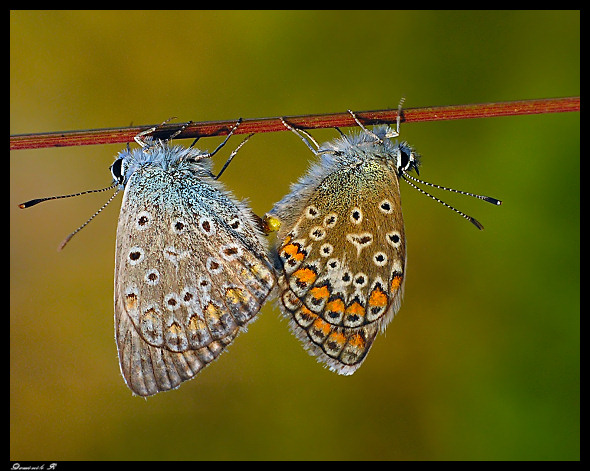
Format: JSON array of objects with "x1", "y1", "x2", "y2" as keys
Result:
[
  {"x1": 110, "y1": 157, "x2": 124, "y2": 184},
  {"x1": 397, "y1": 148, "x2": 412, "y2": 173}
]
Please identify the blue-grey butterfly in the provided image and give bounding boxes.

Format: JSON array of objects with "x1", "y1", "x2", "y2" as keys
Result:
[{"x1": 20, "y1": 119, "x2": 276, "y2": 396}]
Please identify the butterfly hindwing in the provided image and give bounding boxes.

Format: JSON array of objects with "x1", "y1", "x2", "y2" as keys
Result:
[
  {"x1": 114, "y1": 143, "x2": 274, "y2": 396},
  {"x1": 269, "y1": 148, "x2": 407, "y2": 374}
]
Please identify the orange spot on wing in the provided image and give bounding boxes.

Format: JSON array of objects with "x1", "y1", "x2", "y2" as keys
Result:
[
  {"x1": 298, "y1": 305, "x2": 317, "y2": 323},
  {"x1": 293, "y1": 267, "x2": 317, "y2": 285},
  {"x1": 313, "y1": 318, "x2": 331, "y2": 336},
  {"x1": 327, "y1": 331, "x2": 346, "y2": 345},
  {"x1": 281, "y1": 242, "x2": 305, "y2": 262},
  {"x1": 281, "y1": 243, "x2": 299, "y2": 257},
  {"x1": 300, "y1": 305, "x2": 314, "y2": 316},
  {"x1": 310, "y1": 285, "x2": 330, "y2": 301},
  {"x1": 390, "y1": 275, "x2": 403, "y2": 291},
  {"x1": 345, "y1": 301, "x2": 366, "y2": 318},
  {"x1": 369, "y1": 286, "x2": 388, "y2": 308},
  {"x1": 326, "y1": 298, "x2": 345, "y2": 314},
  {"x1": 205, "y1": 302, "x2": 222, "y2": 317},
  {"x1": 348, "y1": 333, "x2": 365, "y2": 349},
  {"x1": 293, "y1": 252, "x2": 305, "y2": 262},
  {"x1": 125, "y1": 293, "x2": 138, "y2": 311}
]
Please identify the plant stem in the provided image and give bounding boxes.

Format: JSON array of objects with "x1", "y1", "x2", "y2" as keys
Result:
[{"x1": 10, "y1": 97, "x2": 579, "y2": 151}]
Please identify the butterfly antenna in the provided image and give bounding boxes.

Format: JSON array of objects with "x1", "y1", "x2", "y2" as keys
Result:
[
  {"x1": 58, "y1": 188, "x2": 120, "y2": 251},
  {"x1": 18, "y1": 183, "x2": 118, "y2": 209},
  {"x1": 403, "y1": 172, "x2": 502, "y2": 206},
  {"x1": 400, "y1": 172, "x2": 500, "y2": 230}
]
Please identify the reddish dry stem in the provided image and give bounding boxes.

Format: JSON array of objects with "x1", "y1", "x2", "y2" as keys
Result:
[{"x1": 10, "y1": 97, "x2": 579, "y2": 151}]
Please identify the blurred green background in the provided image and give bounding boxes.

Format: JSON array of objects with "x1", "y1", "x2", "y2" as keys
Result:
[{"x1": 10, "y1": 11, "x2": 579, "y2": 461}]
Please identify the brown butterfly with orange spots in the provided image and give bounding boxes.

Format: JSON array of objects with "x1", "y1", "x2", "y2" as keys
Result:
[{"x1": 264, "y1": 104, "x2": 501, "y2": 374}]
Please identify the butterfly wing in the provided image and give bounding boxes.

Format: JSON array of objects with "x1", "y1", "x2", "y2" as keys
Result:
[
  {"x1": 270, "y1": 156, "x2": 406, "y2": 374},
  {"x1": 115, "y1": 164, "x2": 275, "y2": 396}
]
